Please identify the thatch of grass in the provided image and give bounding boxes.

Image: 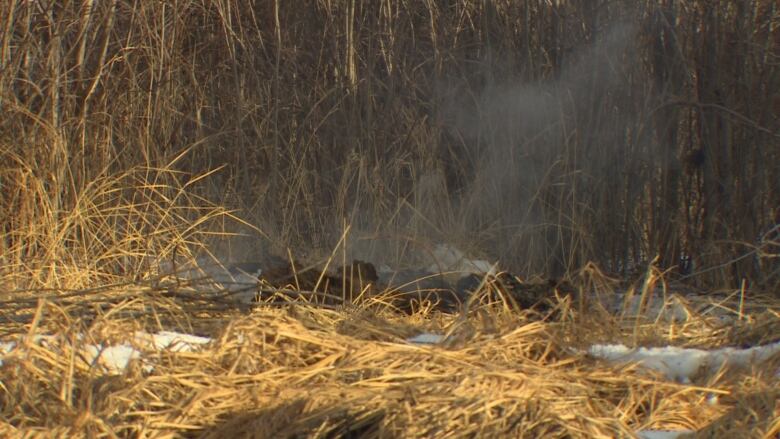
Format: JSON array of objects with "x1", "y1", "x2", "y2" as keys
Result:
[
  {"x1": 2, "y1": 0, "x2": 779, "y2": 289},
  {"x1": 0, "y1": 283, "x2": 777, "y2": 438},
  {"x1": 1, "y1": 1, "x2": 780, "y2": 436}
]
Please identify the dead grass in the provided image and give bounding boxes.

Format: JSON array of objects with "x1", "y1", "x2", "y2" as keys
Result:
[
  {"x1": 1, "y1": 1, "x2": 780, "y2": 437},
  {"x1": 0, "y1": 280, "x2": 777, "y2": 438},
  {"x1": 0, "y1": 161, "x2": 775, "y2": 437},
  {"x1": 2, "y1": 0, "x2": 779, "y2": 288}
]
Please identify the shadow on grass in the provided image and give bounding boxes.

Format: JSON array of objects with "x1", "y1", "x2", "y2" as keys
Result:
[{"x1": 194, "y1": 398, "x2": 386, "y2": 439}]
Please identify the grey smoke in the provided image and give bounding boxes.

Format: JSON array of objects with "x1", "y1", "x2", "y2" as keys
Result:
[
  {"x1": 439, "y1": 22, "x2": 639, "y2": 270},
  {"x1": 341, "y1": 22, "x2": 641, "y2": 273}
]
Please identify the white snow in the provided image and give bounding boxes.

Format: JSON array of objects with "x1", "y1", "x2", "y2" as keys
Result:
[
  {"x1": 134, "y1": 330, "x2": 212, "y2": 352},
  {"x1": 0, "y1": 335, "x2": 58, "y2": 367},
  {"x1": 426, "y1": 244, "x2": 496, "y2": 275},
  {"x1": 0, "y1": 331, "x2": 213, "y2": 374},
  {"x1": 0, "y1": 322, "x2": 776, "y2": 439},
  {"x1": 0, "y1": 341, "x2": 15, "y2": 366},
  {"x1": 0, "y1": 341, "x2": 16, "y2": 354},
  {"x1": 156, "y1": 257, "x2": 260, "y2": 303},
  {"x1": 83, "y1": 343, "x2": 142, "y2": 374},
  {"x1": 589, "y1": 341, "x2": 780, "y2": 383},
  {"x1": 406, "y1": 332, "x2": 446, "y2": 345}
]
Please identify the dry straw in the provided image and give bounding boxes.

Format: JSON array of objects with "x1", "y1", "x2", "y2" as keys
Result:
[
  {"x1": 0, "y1": 280, "x2": 777, "y2": 437},
  {"x1": 1, "y1": 0, "x2": 779, "y2": 437}
]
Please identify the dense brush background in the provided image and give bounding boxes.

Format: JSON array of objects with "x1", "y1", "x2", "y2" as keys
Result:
[{"x1": 1, "y1": 0, "x2": 778, "y2": 289}]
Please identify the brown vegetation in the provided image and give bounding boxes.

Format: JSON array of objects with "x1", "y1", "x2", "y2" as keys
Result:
[
  {"x1": 1, "y1": 0, "x2": 779, "y2": 437},
  {"x1": 0, "y1": 287, "x2": 778, "y2": 437},
  {"x1": 1, "y1": 0, "x2": 779, "y2": 289}
]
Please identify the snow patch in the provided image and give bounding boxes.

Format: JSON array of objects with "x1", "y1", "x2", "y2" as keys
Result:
[
  {"x1": 406, "y1": 333, "x2": 445, "y2": 345},
  {"x1": 589, "y1": 341, "x2": 780, "y2": 383},
  {"x1": 156, "y1": 258, "x2": 261, "y2": 303},
  {"x1": 426, "y1": 244, "x2": 496, "y2": 275},
  {"x1": 0, "y1": 331, "x2": 213, "y2": 374},
  {"x1": 0, "y1": 341, "x2": 16, "y2": 366},
  {"x1": 83, "y1": 343, "x2": 142, "y2": 375},
  {"x1": 135, "y1": 330, "x2": 212, "y2": 352}
]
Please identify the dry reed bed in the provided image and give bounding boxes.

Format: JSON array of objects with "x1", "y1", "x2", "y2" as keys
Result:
[
  {"x1": 3, "y1": 1, "x2": 779, "y2": 285},
  {"x1": 0, "y1": 287, "x2": 777, "y2": 438},
  {"x1": 2, "y1": 1, "x2": 779, "y2": 436}
]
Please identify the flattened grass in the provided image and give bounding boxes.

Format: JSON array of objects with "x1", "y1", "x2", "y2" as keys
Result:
[{"x1": 0, "y1": 282, "x2": 777, "y2": 438}]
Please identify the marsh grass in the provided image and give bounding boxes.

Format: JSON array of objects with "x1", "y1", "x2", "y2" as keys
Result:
[
  {"x1": 2, "y1": 0, "x2": 778, "y2": 287},
  {"x1": 0, "y1": 162, "x2": 235, "y2": 292},
  {"x1": 0, "y1": 251, "x2": 777, "y2": 437},
  {"x1": 0, "y1": 285, "x2": 777, "y2": 437},
  {"x1": 1, "y1": 0, "x2": 779, "y2": 436}
]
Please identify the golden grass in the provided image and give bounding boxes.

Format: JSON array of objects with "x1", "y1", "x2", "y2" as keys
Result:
[
  {"x1": 2, "y1": 2, "x2": 779, "y2": 436},
  {"x1": 2, "y1": 0, "x2": 779, "y2": 288},
  {"x1": 0, "y1": 131, "x2": 775, "y2": 437},
  {"x1": 0, "y1": 281, "x2": 777, "y2": 438}
]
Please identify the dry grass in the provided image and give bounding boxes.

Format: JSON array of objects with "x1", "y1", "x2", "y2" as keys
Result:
[
  {"x1": 2, "y1": 0, "x2": 779, "y2": 287},
  {"x1": 0, "y1": 163, "x2": 237, "y2": 292},
  {"x1": 0, "y1": 156, "x2": 774, "y2": 437},
  {"x1": 0, "y1": 278, "x2": 777, "y2": 438},
  {"x1": 1, "y1": 0, "x2": 780, "y2": 437}
]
